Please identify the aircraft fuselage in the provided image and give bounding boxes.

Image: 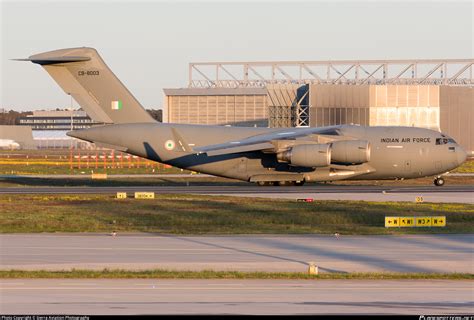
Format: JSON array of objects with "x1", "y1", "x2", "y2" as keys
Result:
[{"x1": 68, "y1": 123, "x2": 467, "y2": 184}]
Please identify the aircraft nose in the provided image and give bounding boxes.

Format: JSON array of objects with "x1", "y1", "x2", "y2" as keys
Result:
[{"x1": 457, "y1": 146, "x2": 467, "y2": 165}]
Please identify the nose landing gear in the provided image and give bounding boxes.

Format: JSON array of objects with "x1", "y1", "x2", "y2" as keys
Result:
[{"x1": 434, "y1": 177, "x2": 445, "y2": 186}]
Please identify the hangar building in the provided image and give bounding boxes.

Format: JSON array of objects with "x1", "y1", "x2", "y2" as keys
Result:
[
  {"x1": 163, "y1": 59, "x2": 473, "y2": 154},
  {"x1": 0, "y1": 125, "x2": 36, "y2": 149}
]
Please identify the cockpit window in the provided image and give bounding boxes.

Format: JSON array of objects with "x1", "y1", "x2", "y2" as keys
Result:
[{"x1": 436, "y1": 137, "x2": 456, "y2": 145}]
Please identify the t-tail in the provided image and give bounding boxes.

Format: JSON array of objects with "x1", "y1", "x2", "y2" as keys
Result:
[{"x1": 19, "y1": 47, "x2": 155, "y2": 124}]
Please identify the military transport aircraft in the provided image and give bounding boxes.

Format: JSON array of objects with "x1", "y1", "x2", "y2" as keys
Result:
[{"x1": 20, "y1": 47, "x2": 467, "y2": 186}]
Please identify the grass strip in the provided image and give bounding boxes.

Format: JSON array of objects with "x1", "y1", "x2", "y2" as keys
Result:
[
  {"x1": 0, "y1": 269, "x2": 472, "y2": 280},
  {"x1": 1, "y1": 194, "x2": 473, "y2": 234}
]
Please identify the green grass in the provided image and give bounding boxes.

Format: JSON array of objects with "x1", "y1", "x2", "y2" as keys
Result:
[
  {"x1": 1, "y1": 194, "x2": 473, "y2": 234},
  {"x1": 0, "y1": 149, "x2": 188, "y2": 175},
  {"x1": 0, "y1": 269, "x2": 471, "y2": 280},
  {"x1": 0, "y1": 176, "x2": 239, "y2": 188},
  {"x1": 0, "y1": 163, "x2": 188, "y2": 175},
  {"x1": 454, "y1": 160, "x2": 474, "y2": 173}
]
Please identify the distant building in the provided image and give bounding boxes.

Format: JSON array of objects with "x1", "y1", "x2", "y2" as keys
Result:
[
  {"x1": 11, "y1": 109, "x2": 160, "y2": 149},
  {"x1": 17, "y1": 110, "x2": 101, "y2": 130}
]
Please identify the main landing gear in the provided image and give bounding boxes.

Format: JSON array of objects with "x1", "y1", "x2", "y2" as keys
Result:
[
  {"x1": 256, "y1": 181, "x2": 274, "y2": 186},
  {"x1": 434, "y1": 176, "x2": 445, "y2": 187},
  {"x1": 256, "y1": 181, "x2": 305, "y2": 186}
]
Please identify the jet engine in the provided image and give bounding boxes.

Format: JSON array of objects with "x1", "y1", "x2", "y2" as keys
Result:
[
  {"x1": 330, "y1": 140, "x2": 371, "y2": 165},
  {"x1": 277, "y1": 144, "x2": 331, "y2": 168}
]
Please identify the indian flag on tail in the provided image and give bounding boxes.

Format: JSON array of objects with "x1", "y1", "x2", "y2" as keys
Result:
[{"x1": 111, "y1": 100, "x2": 123, "y2": 110}]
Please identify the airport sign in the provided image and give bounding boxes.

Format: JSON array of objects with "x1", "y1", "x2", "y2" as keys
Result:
[
  {"x1": 134, "y1": 192, "x2": 155, "y2": 199},
  {"x1": 385, "y1": 216, "x2": 446, "y2": 227}
]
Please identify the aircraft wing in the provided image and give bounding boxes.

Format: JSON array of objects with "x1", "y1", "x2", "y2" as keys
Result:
[{"x1": 193, "y1": 126, "x2": 343, "y2": 156}]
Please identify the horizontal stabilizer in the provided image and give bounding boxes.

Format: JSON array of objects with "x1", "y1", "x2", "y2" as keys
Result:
[
  {"x1": 67, "y1": 129, "x2": 128, "y2": 152},
  {"x1": 14, "y1": 56, "x2": 91, "y2": 65},
  {"x1": 93, "y1": 142, "x2": 128, "y2": 152}
]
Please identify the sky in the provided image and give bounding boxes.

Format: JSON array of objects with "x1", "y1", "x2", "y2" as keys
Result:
[{"x1": 1, "y1": 0, "x2": 472, "y2": 111}]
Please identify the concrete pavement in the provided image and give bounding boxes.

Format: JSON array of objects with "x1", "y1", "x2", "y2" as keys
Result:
[
  {"x1": 1, "y1": 234, "x2": 472, "y2": 273},
  {"x1": 1, "y1": 279, "x2": 472, "y2": 314}
]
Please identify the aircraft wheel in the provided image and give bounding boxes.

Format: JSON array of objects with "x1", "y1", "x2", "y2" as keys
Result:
[
  {"x1": 259, "y1": 181, "x2": 278, "y2": 186},
  {"x1": 295, "y1": 181, "x2": 305, "y2": 186},
  {"x1": 257, "y1": 181, "x2": 275, "y2": 186},
  {"x1": 434, "y1": 177, "x2": 445, "y2": 186}
]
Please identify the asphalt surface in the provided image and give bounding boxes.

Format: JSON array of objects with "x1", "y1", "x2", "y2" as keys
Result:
[
  {"x1": 1, "y1": 234, "x2": 472, "y2": 273},
  {"x1": 1, "y1": 279, "x2": 472, "y2": 314},
  {"x1": 0, "y1": 184, "x2": 472, "y2": 203}
]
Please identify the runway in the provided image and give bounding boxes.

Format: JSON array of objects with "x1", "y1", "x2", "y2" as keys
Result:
[
  {"x1": 0, "y1": 184, "x2": 472, "y2": 203},
  {"x1": 1, "y1": 279, "x2": 472, "y2": 314},
  {"x1": 1, "y1": 234, "x2": 472, "y2": 273}
]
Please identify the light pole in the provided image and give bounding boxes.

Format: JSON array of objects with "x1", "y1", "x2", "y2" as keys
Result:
[{"x1": 70, "y1": 94, "x2": 74, "y2": 131}]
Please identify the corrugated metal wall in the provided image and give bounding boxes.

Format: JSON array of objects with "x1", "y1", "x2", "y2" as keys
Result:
[
  {"x1": 440, "y1": 86, "x2": 473, "y2": 154},
  {"x1": 167, "y1": 94, "x2": 268, "y2": 126},
  {"x1": 309, "y1": 84, "x2": 441, "y2": 131},
  {"x1": 369, "y1": 85, "x2": 440, "y2": 130},
  {"x1": 309, "y1": 85, "x2": 370, "y2": 127},
  {"x1": 369, "y1": 85, "x2": 439, "y2": 107}
]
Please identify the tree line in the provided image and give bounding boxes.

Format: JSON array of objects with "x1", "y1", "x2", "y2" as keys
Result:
[{"x1": 0, "y1": 110, "x2": 33, "y2": 125}]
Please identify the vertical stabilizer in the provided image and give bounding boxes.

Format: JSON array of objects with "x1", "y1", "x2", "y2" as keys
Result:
[{"x1": 26, "y1": 47, "x2": 155, "y2": 124}]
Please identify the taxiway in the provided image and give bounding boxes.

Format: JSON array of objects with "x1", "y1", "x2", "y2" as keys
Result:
[
  {"x1": 1, "y1": 279, "x2": 472, "y2": 314},
  {"x1": 1, "y1": 234, "x2": 472, "y2": 273},
  {"x1": 0, "y1": 184, "x2": 472, "y2": 203}
]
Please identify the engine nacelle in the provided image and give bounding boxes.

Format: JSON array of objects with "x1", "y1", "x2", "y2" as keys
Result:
[
  {"x1": 330, "y1": 140, "x2": 371, "y2": 165},
  {"x1": 277, "y1": 144, "x2": 331, "y2": 168}
]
